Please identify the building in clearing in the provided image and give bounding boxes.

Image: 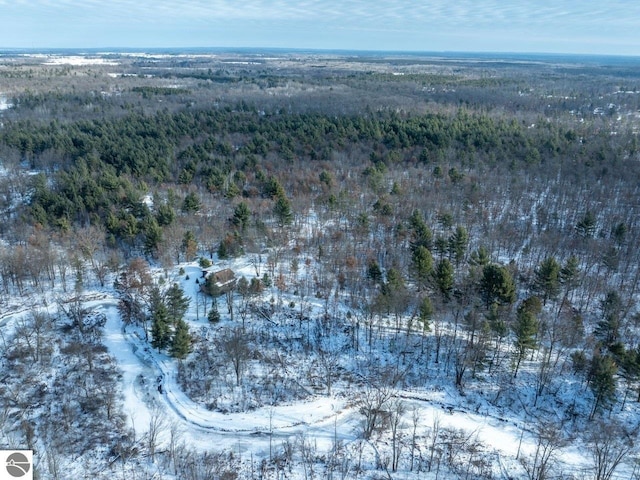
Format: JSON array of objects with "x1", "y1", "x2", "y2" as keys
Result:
[{"x1": 202, "y1": 268, "x2": 236, "y2": 295}]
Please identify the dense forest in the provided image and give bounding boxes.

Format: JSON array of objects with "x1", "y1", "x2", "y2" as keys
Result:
[{"x1": 1, "y1": 51, "x2": 640, "y2": 479}]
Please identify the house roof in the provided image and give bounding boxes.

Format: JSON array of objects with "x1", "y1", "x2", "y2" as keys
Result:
[{"x1": 211, "y1": 268, "x2": 235, "y2": 285}]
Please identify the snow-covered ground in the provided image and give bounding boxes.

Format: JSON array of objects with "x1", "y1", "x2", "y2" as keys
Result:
[
  {"x1": 19, "y1": 54, "x2": 120, "y2": 66},
  {"x1": 94, "y1": 276, "x2": 607, "y2": 478},
  {"x1": 0, "y1": 253, "x2": 635, "y2": 479},
  {"x1": 0, "y1": 96, "x2": 12, "y2": 111},
  {"x1": 96, "y1": 286, "x2": 529, "y2": 470},
  {"x1": 99, "y1": 257, "x2": 601, "y2": 477},
  {"x1": 101, "y1": 296, "x2": 354, "y2": 453}
]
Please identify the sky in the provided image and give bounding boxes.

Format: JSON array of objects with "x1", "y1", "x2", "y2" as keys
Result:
[{"x1": 0, "y1": 0, "x2": 639, "y2": 56}]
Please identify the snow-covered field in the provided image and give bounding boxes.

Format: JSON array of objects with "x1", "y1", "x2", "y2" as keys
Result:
[
  {"x1": 20, "y1": 54, "x2": 120, "y2": 66},
  {"x1": 0, "y1": 96, "x2": 12, "y2": 111}
]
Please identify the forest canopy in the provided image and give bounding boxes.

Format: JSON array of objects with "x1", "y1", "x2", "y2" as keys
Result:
[{"x1": 1, "y1": 51, "x2": 640, "y2": 480}]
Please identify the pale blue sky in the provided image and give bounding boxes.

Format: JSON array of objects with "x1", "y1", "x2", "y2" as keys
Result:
[{"x1": 0, "y1": 0, "x2": 638, "y2": 55}]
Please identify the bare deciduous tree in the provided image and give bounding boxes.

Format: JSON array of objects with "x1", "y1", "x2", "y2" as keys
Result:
[
  {"x1": 358, "y1": 384, "x2": 392, "y2": 440},
  {"x1": 389, "y1": 399, "x2": 405, "y2": 472},
  {"x1": 521, "y1": 420, "x2": 567, "y2": 480},
  {"x1": 219, "y1": 327, "x2": 252, "y2": 386},
  {"x1": 586, "y1": 419, "x2": 635, "y2": 480},
  {"x1": 146, "y1": 406, "x2": 168, "y2": 462}
]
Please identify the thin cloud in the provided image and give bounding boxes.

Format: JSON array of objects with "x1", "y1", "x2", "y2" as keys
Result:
[
  {"x1": 0, "y1": 0, "x2": 638, "y2": 54},
  {"x1": 3, "y1": 0, "x2": 639, "y2": 25}
]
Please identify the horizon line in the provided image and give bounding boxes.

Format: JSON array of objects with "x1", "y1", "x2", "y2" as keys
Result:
[{"x1": 1, "y1": 46, "x2": 639, "y2": 60}]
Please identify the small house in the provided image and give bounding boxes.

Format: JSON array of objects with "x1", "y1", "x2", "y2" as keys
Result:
[{"x1": 202, "y1": 268, "x2": 236, "y2": 295}]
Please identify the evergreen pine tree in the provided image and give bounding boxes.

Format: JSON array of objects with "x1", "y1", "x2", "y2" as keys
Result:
[
  {"x1": 576, "y1": 210, "x2": 597, "y2": 238},
  {"x1": 143, "y1": 218, "x2": 163, "y2": 257},
  {"x1": 165, "y1": 283, "x2": 190, "y2": 326},
  {"x1": 433, "y1": 258, "x2": 455, "y2": 302},
  {"x1": 513, "y1": 299, "x2": 540, "y2": 377},
  {"x1": 170, "y1": 318, "x2": 192, "y2": 359},
  {"x1": 151, "y1": 302, "x2": 171, "y2": 351},
  {"x1": 479, "y1": 264, "x2": 516, "y2": 307},
  {"x1": 469, "y1": 245, "x2": 491, "y2": 267},
  {"x1": 533, "y1": 256, "x2": 561, "y2": 305},
  {"x1": 232, "y1": 201, "x2": 251, "y2": 231},
  {"x1": 217, "y1": 239, "x2": 229, "y2": 260},
  {"x1": 589, "y1": 353, "x2": 617, "y2": 418},
  {"x1": 409, "y1": 210, "x2": 433, "y2": 252},
  {"x1": 560, "y1": 255, "x2": 580, "y2": 291},
  {"x1": 155, "y1": 202, "x2": 175, "y2": 226},
  {"x1": 595, "y1": 290, "x2": 624, "y2": 349},
  {"x1": 448, "y1": 225, "x2": 469, "y2": 266},
  {"x1": 367, "y1": 259, "x2": 383, "y2": 284},
  {"x1": 273, "y1": 194, "x2": 293, "y2": 226},
  {"x1": 208, "y1": 306, "x2": 221, "y2": 323},
  {"x1": 203, "y1": 275, "x2": 221, "y2": 299},
  {"x1": 384, "y1": 267, "x2": 405, "y2": 294},
  {"x1": 418, "y1": 296, "x2": 433, "y2": 332},
  {"x1": 411, "y1": 245, "x2": 433, "y2": 290},
  {"x1": 611, "y1": 221, "x2": 628, "y2": 246},
  {"x1": 181, "y1": 192, "x2": 201, "y2": 213}
]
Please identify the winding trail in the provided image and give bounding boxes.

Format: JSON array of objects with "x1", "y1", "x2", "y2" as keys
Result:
[
  {"x1": 0, "y1": 294, "x2": 597, "y2": 474},
  {"x1": 97, "y1": 298, "x2": 357, "y2": 453},
  {"x1": 78, "y1": 293, "x2": 595, "y2": 479}
]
